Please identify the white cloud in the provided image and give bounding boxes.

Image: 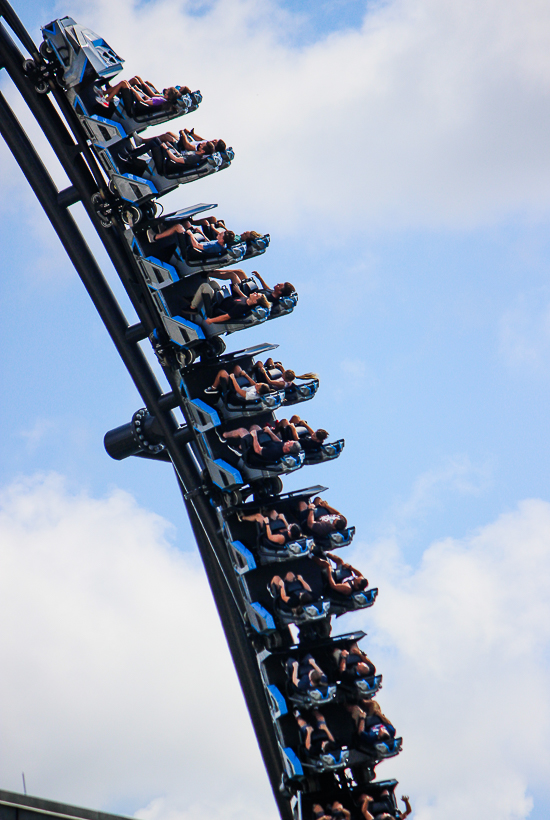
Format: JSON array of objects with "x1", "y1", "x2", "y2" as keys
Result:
[
  {"x1": 0, "y1": 474, "x2": 275, "y2": 820},
  {"x1": 394, "y1": 455, "x2": 492, "y2": 520},
  {"x1": 59, "y1": 0, "x2": 550, "y2": 231},
  {"x1": 20, "y1": 419, "x2": 56, "y2": 452}
]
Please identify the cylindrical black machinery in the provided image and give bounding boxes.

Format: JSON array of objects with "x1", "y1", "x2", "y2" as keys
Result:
[{"x1": 104, "y1": 409, "x2": 169, "y2": 461}]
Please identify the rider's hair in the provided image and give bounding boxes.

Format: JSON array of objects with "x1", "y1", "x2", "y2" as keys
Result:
[{"x1": 164, "y1": 86, "x2": 180, "y2": 101}]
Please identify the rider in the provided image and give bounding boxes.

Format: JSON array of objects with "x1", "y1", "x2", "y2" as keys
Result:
[
  {"x1": 286, "y1": 653, "x2": 329, "y2": 692},
  {"x1": 334, "y1": 642, "x2": 376, "y2": 680},
  {"x1": 315, "y1": 552, "x2": 369, "y2": 595},
  {"x1": 358, "y1": 793, "x2": 411, "y2": 820},
  {"x1": 295, "y1": 709, "x2": 338, "y2": 758},
  {"x1": 207, "y1": 365, "x2": 271, "y2": 402},
  {"x1": 241, "y1": 510, "x2": 302, "y2": 549},
  {"x1": 270, "y1": 571, "x2": 314, "y2": 611},
  {"x1": 297, "y1": 497, "x2": 348, "y2": 538},
  {"x1": 222, "y1": 425, "x2": 301, "y2": 461}
]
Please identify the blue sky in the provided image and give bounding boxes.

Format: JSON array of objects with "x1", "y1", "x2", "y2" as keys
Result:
[{"x1": 2, "y1": 1, "x2": 550, "y2": 819}]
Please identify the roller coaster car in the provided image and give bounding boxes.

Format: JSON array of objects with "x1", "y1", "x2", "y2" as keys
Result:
[
  {"x1": 300, "y1": 746, "x2": 349, "y2": 773},
  {"x1": 215, "y1": 426, "x2": 305, "y2": 478},
  {"x1": 91, "y1": 140, "x2": 233, "y2": 208},
  {"x1": 237, "y1": 277, "x2": 298, "y2": 318},
  {"x1": 265, "y1": 560, "x2": 377, "y2": 623},
  {"x1": 147, "y1": 207, "x2": 270, "y2": 268},
  {"x1": 282, "y1": 378, "x2": 319, "y2": 407},
  {"x1": 363, "y1": 736, "x2": 402, "y2": 762},
  {"x1": 41, "y1": 18, "x2": 123, "y2": 88},
  {"x1": 208, "y1": 387, "x2": 284, "y2": 418},
  {"x1": 280, "y1": 631, "x2": 382, "y2": 705},
  {"x1": 226, "y1": 514, "x2": 314, "y2": 568},
  {"x1": 242, "y1": 556, "x2": 330, "y2": 634},
  {"x1": 301, "y1": 437, "x2": 345, "y2": 466},
  {"x1": 266, "y1": 578, "x2": 376, "y2": 623},
  {"x1": 315, "y1": 525, "x2": 356, "y2": 551},
  {"x1": 79, "y1": 89, "x2": 201, "y2": 145},
  {"x1": 268, "y1": 586, "x2": 330, "y2": 629},
  {"x1": 328, "y1": 587, "x2": 378, "y2": 617},
  {"x1": 125, "y1": 260, "x2": 271, "y2": 366},
  {"x1": 177, "y1": 406, "x2": 304, "y2": 497},
  {"x1": 41, "y1": 19, "x2": 201, "y2": 142},
  {"x1": 340, "y1": 673, "x2": 383, "y2": 701},
  {"x1": 227, "y1": 485, "x2": 355, "y2": 552},
  {"x1": 207, "y1": 376, "x2": 317, "y2": 416},
  {"x1": 351, "y1": 727, "x2": 402, "y2": 763},
  {"x1": 184, "y1": 282, "x2": 270, "y2": 341},
  {"x1": 178, "y1": 343, "x2": 285, "y2": 420},
  {"x1": 204, "y1": 379, "x2": 284, "y2": 418},
  {"x1": 137, "y1": 203, "x2": 270, "y2": 276}
]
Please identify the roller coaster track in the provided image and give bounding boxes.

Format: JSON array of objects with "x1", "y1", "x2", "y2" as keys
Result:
[{"x1": 0, "y1": 6, "x2": 405, "y2": 819}]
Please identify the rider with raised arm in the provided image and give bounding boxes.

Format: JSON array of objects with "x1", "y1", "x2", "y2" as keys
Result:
[
  {"x1": 252, "y1": 270, "x2": 295, "y2": 303},
  {"x1": 271, "y1": 571, "x2": 314, "y2": 611},
  {"x1": 297, "y1": 497, "x2": 348, "y2": 537},
  {"x1": 276, "y1": 416, "x2": 328, "y2": 453},
  {"x1": 335, "y1": 642, "x2": 376, "y2": 679},
  {"x1": 295, "y1": 709, "x2": 338, "y2": 757},
  {"x1": 287, "y1": 654, "x2": 328, "y2": 691},
  {"x1": 315, "y1": 552, "x2": 368, "y2": 595},
  {"x1": 241, "y1": 510, "x2": 302, "y2": 548},
  {"x1": 104, "y1": 77, "x2": 188, "y2": 117},
  {"x1": 222, "y1": 425, "x2": 301, "y2": 459},
  {"x1": 358, "y1": 793, "x2": 412, "y2": 820},
  {"x1": 208, "y1": 365, "x2": 271, "y2": 402}
]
